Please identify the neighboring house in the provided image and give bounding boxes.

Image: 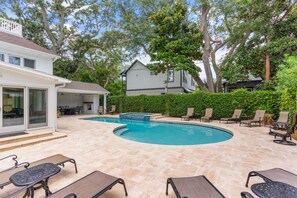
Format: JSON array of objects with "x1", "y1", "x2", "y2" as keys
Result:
[
  {"x1": 222, "y1": 76, "x2": 263, "y2": 92},
  {"x1": 0, "y1": 18, "x2": 108, "y2": 134},
  {"x1": 121, "y1": 60, "x2": 196, "y2": 96}
]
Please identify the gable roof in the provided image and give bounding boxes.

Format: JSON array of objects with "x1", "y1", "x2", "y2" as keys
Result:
[
  {"x1": 0, "y1": 31, "x2": 57, "y2": 56},
  {"x1": 120, "y1": 59, "x2": 146, "y2": 75},
  {"x1": 59, "y1": 81, "x2": 109, "y2": 94}
]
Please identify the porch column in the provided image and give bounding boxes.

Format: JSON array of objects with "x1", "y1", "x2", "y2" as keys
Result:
[{"x1": 103, "y1": 94, "x2": 107, "y2": 114}]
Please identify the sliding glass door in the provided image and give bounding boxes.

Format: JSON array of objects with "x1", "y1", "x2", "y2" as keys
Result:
[
  {"x1": 29, "y1": 89, "x2": 47, "y2": 128},
  {"x1": 1, "y1": 87, "x2": 25, "y2": 132}
]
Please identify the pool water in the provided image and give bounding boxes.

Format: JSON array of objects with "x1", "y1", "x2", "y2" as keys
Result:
[{"x1": 85, "y1": 117, "x2": 233, "y2": 145}]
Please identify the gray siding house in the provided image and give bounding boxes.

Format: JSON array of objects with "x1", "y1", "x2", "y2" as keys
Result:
[{"x1": 121, "y1": 60, "x2": 196, "y2": 96}]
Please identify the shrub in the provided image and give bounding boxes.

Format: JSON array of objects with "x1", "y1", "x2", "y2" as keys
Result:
[{"x1": 108, "y1": 90, "x2": 281, "y2": 119}]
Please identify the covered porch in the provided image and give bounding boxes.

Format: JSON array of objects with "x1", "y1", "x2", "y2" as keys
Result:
[{"x1": 57, "y1": 81, "x2": 109, "y2": 115}]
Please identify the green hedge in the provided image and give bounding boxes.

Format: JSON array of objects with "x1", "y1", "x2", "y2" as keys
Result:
[{"x1": 107, "y1": 90, "x2": 281, "y2": 119}]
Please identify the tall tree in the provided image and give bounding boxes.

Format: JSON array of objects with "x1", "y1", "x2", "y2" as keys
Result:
[
  {"x1": 147, "y1": 0, "x2": 205, "y2": 91},
  {"x1": 222, "y1": 0, "x2": 297, "y2": 83}
]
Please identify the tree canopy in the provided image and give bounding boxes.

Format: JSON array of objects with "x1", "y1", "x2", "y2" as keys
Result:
[
  {"x1": 1, "y1": 0, "x2": 296, "y2": 94},
  {"x1": 147, "y1": 0, "x2": 204, "y2": 89}
]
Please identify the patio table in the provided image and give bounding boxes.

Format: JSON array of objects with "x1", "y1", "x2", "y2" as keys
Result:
[
  {"x1": 9, "y1": 163, "x2": 61, "y2": 198},
  {"x1": 251, "y1": 181, "x2": 297, "y2": 198}
]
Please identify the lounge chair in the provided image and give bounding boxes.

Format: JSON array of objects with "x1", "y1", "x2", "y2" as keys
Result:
[
  {"x1": 269, "y1": 111, "x2": 290, "y2": 132},
  {"x1": 166, "y1": 175, "x2": 225, "y2": 198},
  {"x1": 270, "y1": 114, "x2": 297, "y2": 146},
  {"x1": 220, "y1": 109, "x2": 242, "y2": 124},
  {"x1": 181, "y1": 108, "x2": 194, "y2": 121},
  {"x1": 49, "y1": 171, "x2": 128, "y2": 198},
  {"x1": 200, "y1": 108, "x2": 213, "y2": 122},
  {"x1": 240, "y1": 110, "x2": 266, "y2": 127},
  {"x1": 0, "y1": 154, "x2": 77, "y2": 190},
  {"x1": 109, "y1": 105, "x2": 116, "y2": 115},
  {"x1": 245, "y1": 168, "x2": 297, "y2": 188},
  {"x1": 98, "y1": 106, "x2": 104, "y2": 115}
]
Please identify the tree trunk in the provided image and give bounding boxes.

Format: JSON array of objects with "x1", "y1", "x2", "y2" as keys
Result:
[
  {"x1": 265, "y1": 35, "x2": 271, "y2": 81},
  {"x1": 193, "y1": 75, "x2": 208, "y2": 91},
  {"x1": 201, "y1": 4, "x2": 215, "y2": 92}
]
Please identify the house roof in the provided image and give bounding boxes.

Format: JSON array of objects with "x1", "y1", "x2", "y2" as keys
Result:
[
  {"x1": 120, "y1": 59, "x2": 146, "y2": 75},
  {"x1": 0, "y1": 31, "x2": 57, "y2": 56},
  {"x1": 59, "y1": 81, "x2": 109, "y2": 94}
]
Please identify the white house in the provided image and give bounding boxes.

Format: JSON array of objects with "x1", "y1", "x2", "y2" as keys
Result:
[
  {"x1": 121, "y1": 60, "x2": 196, "y2": 96},
  {"x1": 0, "y1": 18, "x2": 108, "y2": 134}
]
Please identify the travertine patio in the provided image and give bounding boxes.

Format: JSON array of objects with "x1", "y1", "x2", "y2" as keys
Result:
[{"x1": 1, "y1": 115, "x2": 297, "y2": 198}]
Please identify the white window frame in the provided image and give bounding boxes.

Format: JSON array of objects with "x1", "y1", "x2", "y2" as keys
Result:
[
  {"x1": 167, "y1": 69, "x2": 174, "y2": 82},
  {"x1": 8, "y1": 54, "x2": 21, "y2": 66},
  {"x1": 0, "y1": 52, "x2": 5, "y2": 62},
  {"x1": 24, "y1": 58, "x2": 36, "y2": 69}
]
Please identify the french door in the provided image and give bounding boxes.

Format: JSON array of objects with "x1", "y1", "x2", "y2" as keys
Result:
[{"x1": 0, "y1": 87, "x2": 25, "y2": 133}]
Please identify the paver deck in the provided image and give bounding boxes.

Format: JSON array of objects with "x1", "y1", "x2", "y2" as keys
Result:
[{"x1": 1, "y1": 115, "x2": 297, "y2": 198}]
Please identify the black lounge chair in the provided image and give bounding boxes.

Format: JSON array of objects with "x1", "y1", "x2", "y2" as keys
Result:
[
  {"x1": 220, "y1": 109, "x2": 242, "y2": 123},
  {"x1": 270, "y1": 114, "x2": 297, "y2": 146},
  {"x1": 49, "y1": 171, "x2": 128, "y2": 198},
  {"x1": 166, "y1": 175, "x2": 225, "y2": 198},
  {"x1": 245, "y1": 168, "x2": 297, "y2": 188},
  {"x1": 240, "y1": 110, "x2": 266, "y2": 127},
  {"x1": 0, "y1": 154, "x2": 77, "y2": 190}
]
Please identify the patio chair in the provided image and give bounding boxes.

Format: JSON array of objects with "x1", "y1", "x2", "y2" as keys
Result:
[
  {"x1": 270, "y1": 114, "x2": 297, "y2": 146},
  {"x1": 240, "y1": 110, "x2": 266, "y2": 127},
  {"x1": 49, "y1": 171, "x2": 128, "y2": 198},
  {"x1": 109, "y1": 105, "x2": 116, "y2": 115},
  {"x1": 98, "y1": 106, "x2": 104, "y2": 115},
  {"x1": 200, "y1": 108, "x2": 213, "y2": 122},
  {"x1": 269, "y1": 111, "x2": 290, "y2": 132},
  {"x1": 0, "y1": 154, "x2": 77, "y2": 190},
  {"x1": 245, "y1": 168, "x2": 297, "y2": 188},
  {"x1": 220, "y1": 109, "x2": 242, "y2": 123},
  {"x1": 166, "y1": 175, "x2": 225, "y2": 198},
  {"x1": 181, "y1": 108, "x2": 194, "y2": 121}
]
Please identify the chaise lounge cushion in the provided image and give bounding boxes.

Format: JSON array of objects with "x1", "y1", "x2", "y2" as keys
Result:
[
  {"x1": 167, "y1": 175, "x2": 225, "y2": 198},
  {"x1": 50, "y1": 171, "x2": 128, "y2": 198}
]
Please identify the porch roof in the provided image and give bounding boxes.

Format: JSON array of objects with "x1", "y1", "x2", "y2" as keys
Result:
[
  {"x1": 0, "y1": 61, "x2": 70, "y2": 84},
  {"x1": 58, "y1": 81, "x2": 109, "y2": 95}
]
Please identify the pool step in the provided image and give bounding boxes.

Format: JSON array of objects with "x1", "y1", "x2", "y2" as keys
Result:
[{"x1": 0, "y1": 132, "x2": 67, "y2": 151}]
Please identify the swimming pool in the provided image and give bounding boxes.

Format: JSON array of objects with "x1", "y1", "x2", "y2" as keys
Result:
[{"x1": 85, "y1": 117, "x2": 233, "y2": 145}]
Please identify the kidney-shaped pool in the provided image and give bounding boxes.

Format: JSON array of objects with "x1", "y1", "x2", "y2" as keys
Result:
[{"x1": 85, "y1": 117, "x2": 233, "y2": 145}]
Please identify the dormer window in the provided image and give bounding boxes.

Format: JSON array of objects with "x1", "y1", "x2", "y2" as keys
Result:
[
  {"x1": 0, "y1": 53, "x2": 4, "y2": 62},
  {"x1": 9, "y1": 55, "x2": 21, "y2": 65},
  {"x1": 24, "y1": 58, "x2": 35, "y2": 69}
]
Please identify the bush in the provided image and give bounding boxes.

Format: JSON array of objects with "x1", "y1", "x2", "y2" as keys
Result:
[{"x1": 108, "y1": 90, "x2": 281, "y2": 119}]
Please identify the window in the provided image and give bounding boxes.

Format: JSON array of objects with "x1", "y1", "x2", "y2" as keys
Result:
[
  {"x1": 9, "y1": 55, "x2": 21, "y2": 65},
  {"x1": 0, "y1": 53, "x2": 4, "y2": 62},
  {"x1": 24, "y1": 58, "x2": 35, "y2": 69},
  {"x1": 191, "y1": 77, "x2": 195, "y2": 86},
  {"x1": 168, "y1": 69, "x2": 174, "y2": 82},
  {"x1": 150, "y1": 71, "x2": 157, "y2": 75},
  {"x1": 183, "y1": 71, "x2": 187, "y2": 83}
]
